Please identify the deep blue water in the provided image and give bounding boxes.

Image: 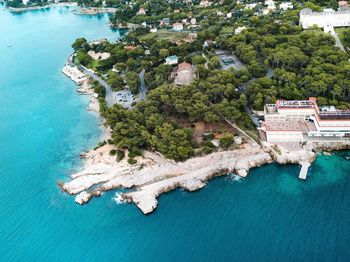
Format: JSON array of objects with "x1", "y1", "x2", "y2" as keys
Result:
[{"x1": 1, "y1": 5, "x2": 350, "y2": 262}]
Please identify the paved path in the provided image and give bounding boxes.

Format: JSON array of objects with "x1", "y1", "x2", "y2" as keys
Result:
[
  {"x1": 79, "y1": 65, "x2": 116, "y2": 107},
  {"x1": 331, "y1": 31, "x2": 346, "y2": 52},
  {"x1": 325, "y1": 26, "x2": 346, "y2": 52},
  {"x1": 138, "y1": 69, "x2": 147, "y2": 100},
  {"x1": 238, "y1": 68, "x2": 274, "y2": 127}
]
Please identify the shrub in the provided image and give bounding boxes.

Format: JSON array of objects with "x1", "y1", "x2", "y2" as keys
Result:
[
  {"x1": 128, "y1": 148, "x2": 142, "y2": 158},
  {"x1": 202, "y1": 146, "x2": 214, "y2": 154},
  {"x1": 116, "y1": 150, "x2": 125, "y2": 161},
  {"x1": 202, "y1": 133, "x2": 214, "y2": 141},
  {"x1": 109, "y1": 149, "x2": 117, "y2": 156},
  {"x1": 219, "y1": 134, "x2": 234, "y2": 149},
  {"x1": 203, "y1": 141, "x2": 215, "y2": 148},
  {"x1": 128, "y1": 158, "x2": 137, "y2": 165}
]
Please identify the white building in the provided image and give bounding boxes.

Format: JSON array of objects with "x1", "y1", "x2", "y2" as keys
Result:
[
  {"x1": 137, "y1": 8, "x2": 146, "y2": 15},
  {"x1": 260, "y1": 98, "x2": 350, "y2": 142},
  {"x1": 172, "y1": 22, "x2": 184, "y2": 31},
  {"x1": 245, "y1": 3, "x2": 257, "y2": 10},
  {"x1": 279, "y1": 2, "x2": 293, "y2": 11},
  {"x1": 300, "y1": 8, "x2": 350, "y2": 29},
  {"x1": 199, "y1": 0, "x2": 212, "y2": 7},
  {"x1": 265, "y1": 0, "x2": 276, "y2": 11},
  {"x1": 262, "y1": 8, "x2": 271, "y2": 15},
  {"x1": 235, "y1": 26, "x2": 247, "y2": 34}
]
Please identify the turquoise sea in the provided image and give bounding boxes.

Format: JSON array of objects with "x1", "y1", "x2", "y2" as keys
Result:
[{"x1": 1, "y1": 5, "x2": 350, "y2": 261}]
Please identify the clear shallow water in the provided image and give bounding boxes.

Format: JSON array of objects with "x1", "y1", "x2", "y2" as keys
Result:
[{"x1": 1, "y1": 5, "x2": 350, "y2": 262}]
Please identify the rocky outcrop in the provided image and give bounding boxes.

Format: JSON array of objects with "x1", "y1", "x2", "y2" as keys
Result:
[
  {"x1": 61, "y1": 143, "x2": 274, "y2": 214},
  {"x1": 311, "y1": 140, "x2": 350, "y2": 152}
]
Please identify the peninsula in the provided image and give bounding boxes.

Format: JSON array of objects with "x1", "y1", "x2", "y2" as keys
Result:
[
  {"x1": 61, "y1": 0, "x2": 350, "y2": 214},
  {"x1": 3, "y1": 0, "x2": 77, "y2": 12}
]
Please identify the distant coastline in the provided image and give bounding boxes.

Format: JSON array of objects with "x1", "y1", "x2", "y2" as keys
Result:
[
  {"x1": 5, "y1": 2, "x2": 77, "y2": 12},
  {"x1": 7, "y1": 5, "x2": 51, "y2": 12},
  {"x1": 72, "y1": 7, "x2": 117, "y2": 15}
]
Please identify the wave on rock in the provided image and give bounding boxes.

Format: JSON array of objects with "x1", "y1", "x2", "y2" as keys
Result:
[
  {"x1": 113, "y1": 192, "x2": 126, "y2": 204},
  {"x1": 226, "y1": 173, "x2": 244, "y2": 183}
]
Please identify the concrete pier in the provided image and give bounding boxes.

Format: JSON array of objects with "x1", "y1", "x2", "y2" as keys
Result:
[{"x1": 299, "y1": 162, "x2": 310, "y2": 180}]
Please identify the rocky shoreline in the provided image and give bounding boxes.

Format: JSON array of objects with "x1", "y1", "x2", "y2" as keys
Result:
[
  {"x1": 72, "y1": 7, "x2": 117, "y2": 15},
  {"x1": 7, "y1": 5, "x2": 51, "y2": 12},
  {"x1": 60, "y1": 139, "x2": 350, "y2": 215}
]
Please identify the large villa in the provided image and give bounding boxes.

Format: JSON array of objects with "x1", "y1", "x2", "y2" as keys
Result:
[
  {"x1": 259, "y1": 97, "x2": 350, "y2": 143},
  {"x1": 299, "y1": 1, "x2": 350, "y2": 30}
]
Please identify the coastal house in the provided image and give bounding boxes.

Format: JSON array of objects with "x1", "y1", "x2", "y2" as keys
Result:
[
  {"x1": 172, "y1": 22, "x2": 184, "y2": 31},
  {"x1": 279, "y1": 2, "x2": 293, "y2": 11},
  {"x1": 299, "y1": 6, "x2": 350, "y2": 30},
  {"x1": 124, "y1": 45, "x2": 135, "y2": 51},
  {"x1": 174, "y1": 62, "x2": 195, "y2": 85},
  {"x1": 245, "y1": 3, "x2": 257, "y2": 10},
  {"x1": 235, "y1": 26, "x2": 247, "y2": 34},
  {"x1": 265, "y1": 0, "x2": 276, "y2": 10},
  {"x1": 137, "y1": 8, "x2": 146, "y2": 15},
  {"x1": 62, "y1": 64, "x2": 88, "y2": 85},
  {"x1": 190, "y1": 17, "x2": 197, "y2": 25},
  {"x1": 159, "y1": 18, "x2": 170, "y2": 27},
  {"x1": 87, "y1": 50, "x2": 111, "y2": 60},
  {"x1": 22, "y1": 0, "x2": 29, "y2": 5},
  {"x1": 199, "y1": 0, "x2": 212, "y2": 7},
  {"x1": 183, "y1": 33, "x2": 198, "y2": 43},
  {"x1": 338, "y1": 1, "x2": 350, "y2": 10},
  {"x1": 259, "y1": 97, "x2": 350, "y2": 142},
  {"x1": 150, "y1": 27, "x2": 158, "y2": 33},
  {"x1": 262, "y1": 8, "x2": 271, "y2": 15},
  {"x1": 226, "y1": 12, "x2": 232, "y2": 18},
  {"x1": 165, "y1": 55, "x2": 179, "y2": 65},
  {"x1": 204, "y1": 39, "x2": 215, "y2": 48}
]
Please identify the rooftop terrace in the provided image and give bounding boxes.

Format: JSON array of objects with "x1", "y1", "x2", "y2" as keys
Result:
[
  {"x1": 262, "y1": 120, "x2": 317, "y2": 132},
  {"x1": 276, "y1": 100, "x2": 316, "y2": 109},
  {"x1": 319, "y1": 111, "x2": 350, "y2": 120}
]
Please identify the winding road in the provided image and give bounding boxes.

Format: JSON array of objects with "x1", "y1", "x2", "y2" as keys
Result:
[
  {"x1": 80, "y1": 62, "x2": 148, "y2": 107},
  {"x1": 237, "y1": 67, "x2": 274, "y2": 127},
  {"x1": 138, "y1": 69, "x2": 147, "y2": 100},
  {"x1": 79, "y1": 65, "x2": 116, "y2": 107}
]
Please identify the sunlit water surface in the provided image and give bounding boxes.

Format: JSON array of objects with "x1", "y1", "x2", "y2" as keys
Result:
[{"x1": 0, "y1": 5, "x2": 350, "y2": 261}]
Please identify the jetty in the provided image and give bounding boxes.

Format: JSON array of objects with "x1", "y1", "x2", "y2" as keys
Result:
[{"x1": 299, "y1": 162, "x2": 310, "y2": 180}]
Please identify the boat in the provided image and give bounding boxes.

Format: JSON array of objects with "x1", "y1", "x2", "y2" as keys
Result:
[{"x1": 7, "y1": 44, "x2": 12, "y2": 47}]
